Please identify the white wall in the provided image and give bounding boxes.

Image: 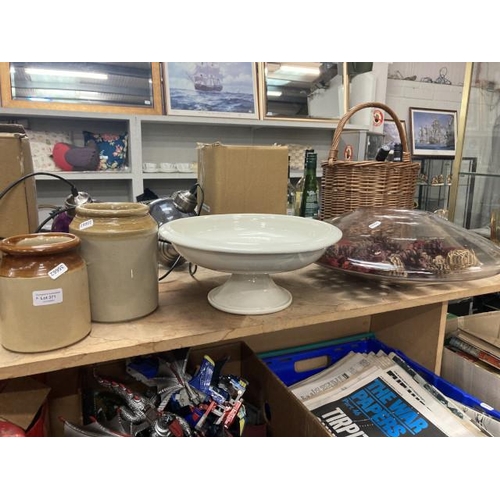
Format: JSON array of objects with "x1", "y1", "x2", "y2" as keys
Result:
[
  {"x1": 383, "y1": 62, "x2": 500, "y2": 229},
  {"x1": 383, "y1": 63, "x2": 468, "y2": 223},
  {"x1": 385, "y1": 79, "x2": 464, "y2": 125},
  {"x1": 348, "y1": 62, "x2": 465, "y2": 132},
  {"x1": 388, "y1": 63, "x2": 466, "y2": 87}
]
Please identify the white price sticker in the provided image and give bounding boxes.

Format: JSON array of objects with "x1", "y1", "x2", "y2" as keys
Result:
[
  {"x1": 33, "y1": 288, "x2": 63, "y2": 306},
  {"x1": 369, "y1": 220, "x2": 381, "y2": 229},
  {"x1": 79, "y1": 219, "x2": 94, "y2": 230},
  {"x1": 48, "y1": 263, "x2": 68, "y2": 280}
]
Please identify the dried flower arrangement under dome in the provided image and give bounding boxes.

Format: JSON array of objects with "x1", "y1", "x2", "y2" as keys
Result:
[{"x1": 317, "y1": 208, "x2": 500, "y2": 284}]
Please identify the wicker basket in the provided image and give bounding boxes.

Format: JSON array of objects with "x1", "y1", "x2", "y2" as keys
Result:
[{"x1": 320, "y1": 101, "x2": 420, "y2": 220}]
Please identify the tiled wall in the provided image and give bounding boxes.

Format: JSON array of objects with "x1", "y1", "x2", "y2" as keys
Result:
[{"x1": 385, "y1": 79, "x2": 463, "y2": 126}]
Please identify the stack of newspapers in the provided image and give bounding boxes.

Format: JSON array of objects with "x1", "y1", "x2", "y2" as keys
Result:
[{"x1": 290, "y1": 349, "x2": 500, "y2": 437}]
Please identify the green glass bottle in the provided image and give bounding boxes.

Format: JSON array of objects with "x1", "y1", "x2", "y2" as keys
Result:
[
  {"x1": 295, "y1": 149, "x2": 315, "y2": 215},
  {"x1": 286, "y1": 157, "x2": 297, "y2": 216},
  {"x1": 300, "y1": 152, "x2": 319, "y2": 219}
]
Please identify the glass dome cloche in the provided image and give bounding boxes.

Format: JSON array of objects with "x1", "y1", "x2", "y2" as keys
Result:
[{"x1": 317, "y1": 208, "x2": 500, "y2": 284}]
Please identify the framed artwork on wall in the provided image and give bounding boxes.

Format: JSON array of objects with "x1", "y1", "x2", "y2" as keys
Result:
[
  {"x1": 409, "y1": 107, "x2": 457, "y2": 157},
  {"x1": 163, "y1": 62, "x2": 259, "y2": 119}
]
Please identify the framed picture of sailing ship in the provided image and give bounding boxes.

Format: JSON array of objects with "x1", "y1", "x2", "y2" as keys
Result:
[
  {"x1": 163, "y1": 62, "x2": 259, "y2": 119},
  {"x1": 409, "y1": 108, "x2": 457, "y2": 157}
]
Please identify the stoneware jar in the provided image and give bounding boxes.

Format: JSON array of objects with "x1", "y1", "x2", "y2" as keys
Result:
[
  {"x1": 0, "y1": 232, "x2": 92, "y2": 353},
  {"x1": 69, "y1": 202, "x2": 159, "y2": 323}
]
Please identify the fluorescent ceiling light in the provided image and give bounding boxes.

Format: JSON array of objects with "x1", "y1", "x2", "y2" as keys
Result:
[
  {"x1": 27, "y1": 89, "x2": 102, "y2": 101},
  {"x1": 25, "y1": 68, "x2": 108, "y2": 80},
  {"x1": 277, "y1": 65, "x2": 320, "y2": 77},
  {"x1": 267, "y1": 90, "x2": 282, "y2": 97},
  {"x1": 74, "y1": 91, "x2": 101, "y2": 98},
  {"x1": 266, "y1": 78, "x2": 290, "y2": 86}
]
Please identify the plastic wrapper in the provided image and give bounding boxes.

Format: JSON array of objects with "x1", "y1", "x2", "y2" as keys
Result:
[{"x1": 317, "y1": 208, "x2": 500, "y2": 284}]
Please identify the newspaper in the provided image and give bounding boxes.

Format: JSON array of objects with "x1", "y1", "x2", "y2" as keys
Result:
[
  {"x1": 297, "y1": 351, "x2": 486, "y2": 437},
  {"x1": 448, "y1": 398, "x2": 500, "y2": 437},
  {"x1": 388, "y1": 352, "x2": 473, "y2": 423},
  {"x1": 384, "y1": 354, "x2": 486, "y2": 436},
  {"x1": 290, "y1": 351, "x2": 373, "y2": 403}
]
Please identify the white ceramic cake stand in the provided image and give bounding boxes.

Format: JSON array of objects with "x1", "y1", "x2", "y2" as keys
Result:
[{"x1": 159, "y1": 213, "x2": 342, "y2": 315}]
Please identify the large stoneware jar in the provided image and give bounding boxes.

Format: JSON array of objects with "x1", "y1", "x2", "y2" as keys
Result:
[
  {"x1": 69, "y1": 202, "x2": 159, "y2": 322},
  {"x1": 0, "y1": 233, "x2": 92, "y2": 352}
]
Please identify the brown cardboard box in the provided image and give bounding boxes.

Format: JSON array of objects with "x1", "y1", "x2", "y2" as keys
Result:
[
  {"x1": 442, "y1": 346, "x2": 500, "y2": 412},
  {"x1": 188, "y1": 342, "x2": 326, "y2": 436},
  {"x1": 53, "y1": 342, "x2": 326, "y2": 437},
  {"x1": 197, "y1": 143, "x2": 288, "y2": 215},
  {"x1": 0, "y1": 124, "x2": 39, "y2": 239},
  {"x1": 442, "y1": 311, "x2": 500, "y2": 412},
  {"x1": 45, "y1": 368, "x2": 83, "y2": 437},
  {"x1": 0, "y1": 376, "x2": 51, "y2": 436}
]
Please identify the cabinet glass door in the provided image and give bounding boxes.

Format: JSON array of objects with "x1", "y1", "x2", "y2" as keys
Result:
[
  {"x1": 0, "y1": 62, "x2": 163, "y2": 115},
  {"x1": 258, "y1": 62, "x2": 347, "y2": 121},
  {"x1": 415, "y1": 157, "x2": 453, "y2": 213},
  {"x1": 450, "y1": 62, "x2": 500, "y2": 238}
]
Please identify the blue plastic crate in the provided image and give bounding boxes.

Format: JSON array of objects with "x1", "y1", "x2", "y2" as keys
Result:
[{"x1": 259, "y1": 332, "x2": 500, "y2": 420}]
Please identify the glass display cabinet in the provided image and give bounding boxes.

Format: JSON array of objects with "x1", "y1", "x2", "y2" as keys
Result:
[
  {"x1": 451, "y1": 156, "x2": 479, "y2": 228},
  {"x1": 258, "y1": 62, "x2": 348, "y2": 121},
  {"x1": 449, "y1": 62, "x2": 500, "y2": 238},
  {"x1": 415, "y1": 157, "x2": 454, "y2": 213},
  {"x1": 0, "y1": 62, "x2": 163, "y2": 115}
]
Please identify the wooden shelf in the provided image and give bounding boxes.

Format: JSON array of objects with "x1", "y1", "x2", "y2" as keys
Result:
[
  {"x1": 2, "y1": 264, "x2": 500, "y2": 381},
  {"x1": 35, "y1": 171, "x2": 134, "y2": 181}
]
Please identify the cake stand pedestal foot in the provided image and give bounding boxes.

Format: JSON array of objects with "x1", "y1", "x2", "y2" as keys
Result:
[{"x1": 207, "y1": 273, "x2": 292, "y2": 315}]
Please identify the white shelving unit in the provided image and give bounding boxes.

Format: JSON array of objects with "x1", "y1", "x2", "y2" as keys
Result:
[{"x1": 0, "y1": 107, "x2": 371, "y2": 212}]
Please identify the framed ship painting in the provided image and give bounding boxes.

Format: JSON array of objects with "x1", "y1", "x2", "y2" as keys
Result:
[
  {"x1": 409, "y1": 107, "x2": 457, "y2": 157},
  {"x1": 164, "y1": 62, "x2": 259, "y2": 119}
]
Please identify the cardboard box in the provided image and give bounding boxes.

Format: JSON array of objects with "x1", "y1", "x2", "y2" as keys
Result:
[
  {"x1": 45, "y1": 368, "x2": 83, "y2": 437},
  {"x1": 188, "y1": 342, "x2": 325, "y2": 436},
  {"x1": 53, "y1": 342, "x2": 325, "y2": 437},
  {"x1": 0, "y1": 124, "x2": 39, "y2": 238},
  {"x1": 442, "y1": 347, "x2": 500, "y2": 412},
  {"x1": 442, "y1": 311, "x2": 500, "y2": 412},
  {"x1": 197, "y1": 143, "x2": 288, "y2": 215},
  {"x1": 261, "y1": 332, "x2": 500, "y2": 435},
  {"x1": 0, "y1": 376, "x2": 51, "y2": 436}
]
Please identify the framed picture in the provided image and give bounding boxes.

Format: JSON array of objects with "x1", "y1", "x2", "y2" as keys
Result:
[
  {"x1": 163, "y1": 62, "x2": 259, "y2": 119},
  {"x1": 383, "y1": 119, "x2": 407, "y2": 148},
  {"x1": 409, "y1": 107, "x2": 457, "y2": 157}
]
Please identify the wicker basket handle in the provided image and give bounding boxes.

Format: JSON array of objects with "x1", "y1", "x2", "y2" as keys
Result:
[{"x1": 328, "y1": 101, "x2": 410, "y2": 164}]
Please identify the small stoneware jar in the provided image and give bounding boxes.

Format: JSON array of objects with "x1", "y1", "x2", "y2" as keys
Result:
[
  {"x1": 0, "y1": 232, "x2": 92, "y2": 353},
  {"x1": 69, "y1": 202, "x2": 159, "y2": 323}
]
